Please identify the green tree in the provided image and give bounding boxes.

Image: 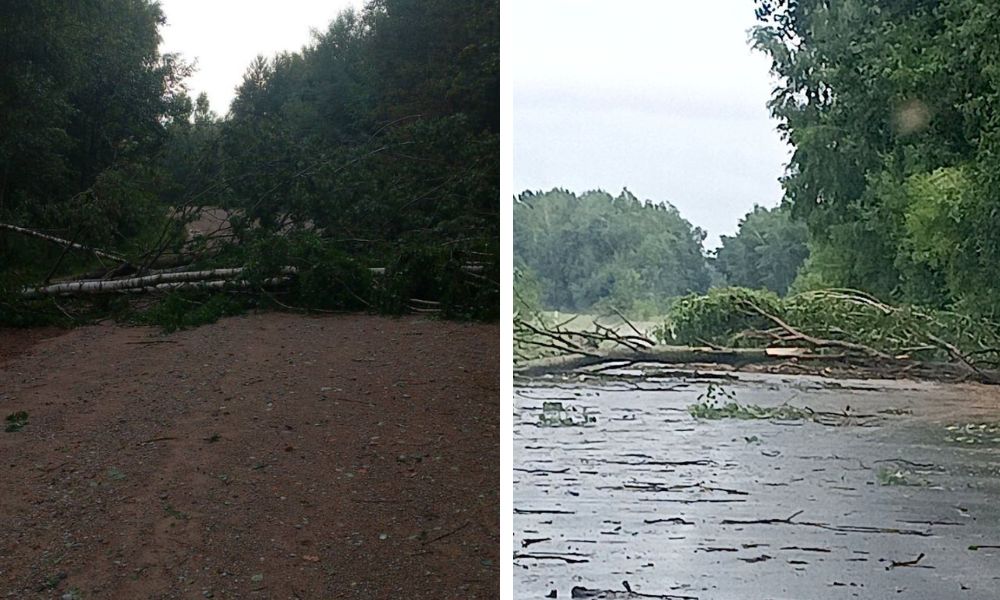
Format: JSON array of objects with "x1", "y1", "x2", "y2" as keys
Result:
[
  {"x1": 0, "y1": 0, "x2": 190, "y2": 281},
  {"x1": 220, "y1": 2, "x2": 499, "y2": 248},
  {"x1": 713, "y1": 204, "x2": 808, "y2": 295},
  {"x1": 1, "y1": 0, "x2": 499, "y2": 320},
  {"x1": 753, "y1": 0, "x2": 1000, "y2": 315}
]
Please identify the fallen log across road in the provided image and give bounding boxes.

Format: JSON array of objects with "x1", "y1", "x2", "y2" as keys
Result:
[
  {"x1": 21, "y1": 267, "x2": 299, "y2": 297},
  {"x1": 21, "y1": 263, "x2": 490, "y2": 298}
]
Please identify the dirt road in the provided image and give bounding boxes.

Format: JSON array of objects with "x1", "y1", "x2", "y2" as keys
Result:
[{"x1": 0, "y1": 313, "x2": 498, "y2": 599}]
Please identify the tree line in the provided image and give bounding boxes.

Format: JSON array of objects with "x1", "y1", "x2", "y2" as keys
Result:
[
  {"x1": 514, "y1": 189, "x2": 807, "y2": 316},
  {"x1": 1, "y1": 0, "x2": 498, "y2": 324}
]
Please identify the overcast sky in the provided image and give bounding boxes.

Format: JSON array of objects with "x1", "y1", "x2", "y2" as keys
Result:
[
  {"x1": 512, "y1": 0, "x2": 791, "y2": 248},
  {"x1": 158, "y1": 0, "x2": 363, "y2": 114}
]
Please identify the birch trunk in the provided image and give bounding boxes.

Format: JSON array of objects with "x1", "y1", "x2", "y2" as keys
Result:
[
  {"x1": 0, "y1": 222, "x2": 127, "y2": 263},
  {"x1": 23, "y1": 267, "x2": 298, "y2": 297}
]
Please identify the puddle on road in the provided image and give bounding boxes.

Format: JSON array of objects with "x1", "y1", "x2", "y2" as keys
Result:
[{"x1": 514, "y1": 371, "x2": 1000, "y2": 599}]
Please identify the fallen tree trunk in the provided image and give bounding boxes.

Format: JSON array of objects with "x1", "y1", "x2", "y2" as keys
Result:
[
  {"x1": 514, "y1": 345, "x2": 1000, "y2": 383},
  {"x1": 369, "y1": 264, "x2": 485, "y2": 275},
  {"x1": 36, "y1": 262, "x2": 489, "y2": 295},
  {"x1": 516, "y1": 346, "x2": 837, "y2": 374},
  {"x1": 124, "y1": 277, "x2": 292, "y2": 293},
  {"x1": 23, "y1": 260, "x2": 490, "y2": 299},
  {"x1": 514, "y1": 302, "x2": 1000, "y2": 384},
  {"x1": 0, "y1": 222, "x2": 128, "y2": 264},
  {"x1": 22, "y1": 267, "x2": 298, "y2": 297}
]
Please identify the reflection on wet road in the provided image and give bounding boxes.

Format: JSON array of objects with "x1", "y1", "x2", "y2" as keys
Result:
[{"x1": 514, "y1": 368, "x2": 1000, "y2": 599}]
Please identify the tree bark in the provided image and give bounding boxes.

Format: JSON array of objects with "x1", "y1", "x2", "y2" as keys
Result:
[
  {"x1": 0, "y1": 222, "x2": 127, "y2": 264},
  {"x1": 22, "y1": 267, "x2": 298, "y2": 297}
]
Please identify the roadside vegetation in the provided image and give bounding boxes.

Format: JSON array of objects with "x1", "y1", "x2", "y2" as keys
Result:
[{"x1": 0, "y1": 0, "x2": 499, "y2": 329}]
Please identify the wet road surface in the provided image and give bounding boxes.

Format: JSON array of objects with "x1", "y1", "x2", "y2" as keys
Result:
[{"x1": 514, "y1": 367, "x2": 1000, "y2": 599}]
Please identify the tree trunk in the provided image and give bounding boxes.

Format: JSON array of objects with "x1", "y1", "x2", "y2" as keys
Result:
[{"x1": 22, "y1": 267, "x2": 298, "y2": 297}]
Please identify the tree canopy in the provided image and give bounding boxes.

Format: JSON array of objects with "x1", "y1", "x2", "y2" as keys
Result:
[
  {"x1": 514, "y1": 189, "x2": 711, "y2": 314},
  {"x1": 713, "y1": 203, "x2": 808, "y2": 296},
  {"x1": 0, "y1": 1, "x2": 189, "y2": 250},
  {"x1": 753, "y1": 0, "x2": 1000, "y2": 316},
  {"x1": 219, "y1": 0, "x2": 499, "y2": 246}
]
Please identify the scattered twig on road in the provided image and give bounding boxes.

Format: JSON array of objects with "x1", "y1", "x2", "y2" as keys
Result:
[
  {"x1": 513, "y1": 552, "x2": 589, "y2": 564},
  {"x1": 886, "y1": 552, "x2": 930, "y2": 570},
  {"x1": 422, "y1": 521, "x2": 471, "y2": 546},
  {"x1": 722, "y1": 510, "x2": 932, "y2": 536}
]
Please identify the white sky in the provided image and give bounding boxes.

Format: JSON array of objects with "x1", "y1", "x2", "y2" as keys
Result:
[
  {"x1": 158, "y1": 0, "x2": 364, "y2": 115},
  {"x1": 512, "y1": 0, "x2": 791, "y2": 248}
]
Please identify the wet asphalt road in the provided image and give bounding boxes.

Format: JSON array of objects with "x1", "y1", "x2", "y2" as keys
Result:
[{"x1": 514, "y1": 368, "x2": 1000, "y2": 599}]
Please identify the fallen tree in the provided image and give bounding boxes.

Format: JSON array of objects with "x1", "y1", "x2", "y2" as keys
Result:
[
  {"x1": 21, "y1": 263, "x2": 487, "y2": 298},
  {"x1": 0, "y1": 222, "x2": 129, "y2": 264},
  {"x1": 515, "y1": 288, "x2": 1000, "y2": 384},
  {"x1": 21, "y1": 267, "x2": 297, "y2": 297},
  {"x1": 2, "y1": 214, "x2": 498, "y2": 327}
]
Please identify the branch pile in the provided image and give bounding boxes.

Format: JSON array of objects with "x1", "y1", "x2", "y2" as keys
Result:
[{"x1": 514, "y1": 308, "x2": 655, "y2": 362}]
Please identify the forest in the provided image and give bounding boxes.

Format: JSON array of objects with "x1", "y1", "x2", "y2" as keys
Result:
[
  {"x1": 753, "y1": 0, "x2": 1000, "y2": 316},
  {"x1": 0, "y1": 0, "x2": 499, "y2": 327}
]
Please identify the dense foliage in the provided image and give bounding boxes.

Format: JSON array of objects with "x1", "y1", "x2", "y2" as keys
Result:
[
  {"x1": 220, "y1": 0, "x2": 498, "y2": 249},
  {"x1": 0, "y1": 0, "x2": 499, "y2": 324},
  {"x1": 514, "y1": 189, "x2": 711, "y2": 315},
  {"x1": 0, "y1": 1, "x2": 188, "y2": 283},
  {"x1": 661, "y1": 286, "x2": 1000, "y2": 367},
  {"x1": 753, "y1": 0, "x2": 1000, "y2": 316},
  {"x1": 713, "y1": 204, "x2": 808, "y2": 295}
]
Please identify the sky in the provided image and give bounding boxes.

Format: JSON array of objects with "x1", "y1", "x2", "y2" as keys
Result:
[
  {"x1": 158, "y1": 0, "x2": 363, "y2": 115},
  {"x1": 512, "y1": 0, "x2": 791, "y2": 248}
]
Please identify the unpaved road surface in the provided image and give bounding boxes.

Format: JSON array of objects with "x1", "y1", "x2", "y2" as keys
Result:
[
  {"x1": 514, "y1": 367, "x2": 1000, "y2": 599},
  {"x1": 1, "y1": 314, "x2": 498, "y2": 599}
]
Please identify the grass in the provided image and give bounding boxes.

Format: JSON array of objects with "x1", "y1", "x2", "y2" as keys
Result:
[
  {"x1": 133, "y1": 292, "x2": 249, "y2": 333},
  {"x1": 4, "y1": 411, "x2": 29, "y2": 432},
  {"x1": 944, "y1": 422, "x2": 1000, "y2": 445},
  {"x1": 163, "y1": 504, "x2": 188, "y2": 520},
  {"x1": 40, "y1": 572, "x2": 67, "y2": 591}
]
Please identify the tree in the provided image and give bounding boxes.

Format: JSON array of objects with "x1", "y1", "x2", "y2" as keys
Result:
[
  {"x1": 713, "y1": 204, "x2": 808, "y2": 295},
  {"x1": 0, "y1": 0, "x2": 190, "y2": 280},
  {"x1": 1, "y1": 0, "x2": 499, "y2": 320},
  {"x1": 753, "y1": 0, "x2": 1000, "y2": 315},
  {"x1": 220, "y1": 1, "x2": 499, "y2": 247}
]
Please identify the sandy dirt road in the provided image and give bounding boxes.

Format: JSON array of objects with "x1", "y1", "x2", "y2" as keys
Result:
[{"x1": 0, "y1": 313, "x2": 498, "y2": 599}]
